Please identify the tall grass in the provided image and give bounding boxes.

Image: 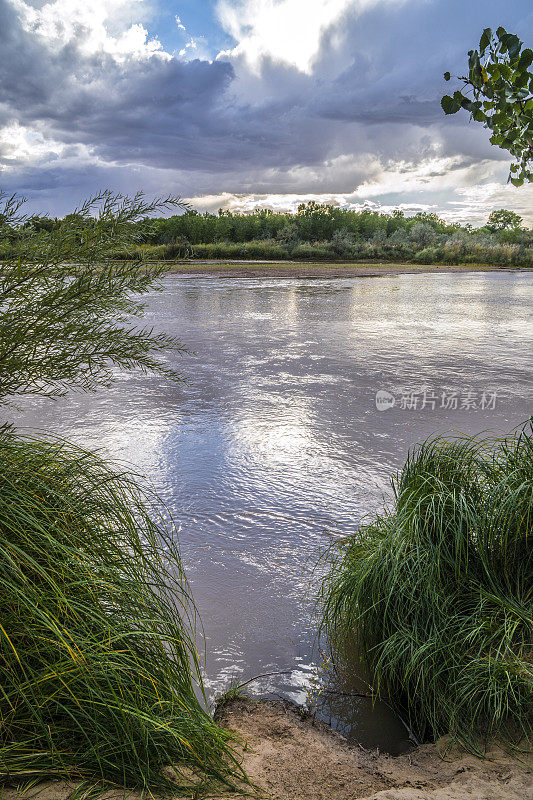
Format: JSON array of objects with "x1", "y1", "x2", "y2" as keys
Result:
[
  {"x1": 108, "y1": 238, "x2": 533, "y2": 266},
  {"x1": 321, "y1": 424, "x2": 533, "y2": 752},
  {"x1": 0, "y1": 429, "x2": 243, "y2": 795}
]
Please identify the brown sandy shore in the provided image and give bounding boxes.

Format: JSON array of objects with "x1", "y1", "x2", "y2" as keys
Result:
[
  {"x1": 4, "y1": 699, "x2": 531, "y2": 800},
  {"x1": 161, "y1": 261, "x2": 533, "y2": 279}
]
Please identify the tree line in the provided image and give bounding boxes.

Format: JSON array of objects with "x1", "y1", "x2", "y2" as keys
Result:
[
  {"x1": 5, "y1": 203, "x2": 531, "y2": 266},
  {"x1": 17, "y1": 202, "x2": 528, "y2": 243}
]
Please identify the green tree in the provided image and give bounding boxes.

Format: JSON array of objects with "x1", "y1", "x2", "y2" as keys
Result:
[
  {"x1": 0, "y1": 190, "x2": 187, "y2": 401},
  {"x1": 442, "y1": 27, "x2": 533, "y2": 185},
  {"x1": 487, "y1": 208, "x2": 523, "y2": 231},
  {"x1": 296, "y1": 201, "x2": 339, "y2": 241}
]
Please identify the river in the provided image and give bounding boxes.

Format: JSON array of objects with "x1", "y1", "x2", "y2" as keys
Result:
[{"x1": 10, "y1": 271, "x2": 533, "y2": 752}]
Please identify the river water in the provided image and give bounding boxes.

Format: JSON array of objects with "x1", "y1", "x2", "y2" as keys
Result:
[{"x1": 10, "y1": 271, "x2": 533, "y2": 752}]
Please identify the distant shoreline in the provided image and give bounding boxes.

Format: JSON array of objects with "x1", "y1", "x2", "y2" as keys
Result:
[{"x1": 160, "y1": 260, "x2": 533, "y2": 278}]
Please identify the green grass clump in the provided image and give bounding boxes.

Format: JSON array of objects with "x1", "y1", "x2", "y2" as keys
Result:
[
  {"x1": 0, "y1": 430, "x2": 243, "y2": 795},
  {"x1": 321, "y1": 423, "x2": 533, "y2": 752}
]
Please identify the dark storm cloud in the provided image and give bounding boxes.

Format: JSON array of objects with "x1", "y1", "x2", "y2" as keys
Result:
[
  {"x1": 0, "y1": 3, "x2": 243, "y2": 170},
  {"x1": 0, "y1": 0, "x2": 531, "y2": 213},
  {"x1": 0, "y1": 10, "x2": 333, "y2": 178},
  {"x1": 312, "y1": 0, "x2": 531, "y2": 128}
]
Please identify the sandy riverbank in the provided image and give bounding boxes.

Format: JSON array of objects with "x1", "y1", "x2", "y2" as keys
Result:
[
  {"x1": 211, "y1": 698, "x2": 532, "y2": 800},
  {"x1": 161, "y1": 261, "x2": 532, "y2": 279},
  {"x1": 5, "y1": 699, "x2": 530, "y2": 800}
]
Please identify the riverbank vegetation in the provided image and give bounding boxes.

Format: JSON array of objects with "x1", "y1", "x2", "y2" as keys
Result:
[
  {"x1": 3, "y1": 203, "x2": 532, "y2": 267},
  {"x1": 96, "y1": 205, "x2": 533, "y2": 267},
  {"x1": 0, "y1": 433, "x2": 242, "y2": 794},
  {"x1": 321, "y1": 425, "x2": 532, "y2": 753},
  {"x1": 0, "y1": 191, "x2": 243, "y2": 796}
]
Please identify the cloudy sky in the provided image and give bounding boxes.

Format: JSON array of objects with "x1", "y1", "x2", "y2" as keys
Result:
[{"x1": 1, "y1": 0, "x2": 532, "y2": 223}]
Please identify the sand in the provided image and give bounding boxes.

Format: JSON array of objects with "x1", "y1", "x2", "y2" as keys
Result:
[
  {"x1": 212, "y1": 698, "x2": 532, "y2": 800},
  {"x1": 4, "y1": 698, "x2": 530, "y2": 800},
  {"x1": 161, "y1": 261, "x2": 532, "y2": 279}
]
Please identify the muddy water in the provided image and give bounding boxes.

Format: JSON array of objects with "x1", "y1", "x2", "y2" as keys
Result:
[{"x1": 10, "y1": 271, "x2": 533, "y2": 753}]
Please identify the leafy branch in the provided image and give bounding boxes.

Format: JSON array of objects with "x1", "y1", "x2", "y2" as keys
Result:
[{"x1": 442, "y1": 27, "x2": 533, "y2": 185}]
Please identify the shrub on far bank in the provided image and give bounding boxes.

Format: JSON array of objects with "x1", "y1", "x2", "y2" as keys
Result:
[
  {"x1": 291, "y1": 242, "x2": 335, "y2": 260},
  {"x1": 321, "y1": 423, "x2": 533, "y2": 752},
  {"x1": 412, "y1": 240, "x2": 532, "y2": 267},
  {"x1": 192, "y1": 240, "x2": 290, "y2": 260},
  {"x1": 107, "y1": 233, "x2": 533, "y2": 268}
]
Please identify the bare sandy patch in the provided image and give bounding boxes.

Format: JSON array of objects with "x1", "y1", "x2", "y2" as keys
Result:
[
  {"x1": 213, "y1": 698, "x2": 532, "y2": 800},
  {"x1": 161, "y1": 261, "x2": 532, "y2": 279},
  {"x1": 2, "y1": 699, "x2": 531, "y2": 800}
]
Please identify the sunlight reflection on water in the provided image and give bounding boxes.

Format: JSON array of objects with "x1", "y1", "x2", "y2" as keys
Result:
[{"x1": 8, "y1": 271, "x2": 532, "y2": 752}]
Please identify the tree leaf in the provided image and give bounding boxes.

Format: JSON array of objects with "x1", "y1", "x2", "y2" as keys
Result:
[
  {"x1": 480, "y1": 28, "x2": 492, "y2": 52},
  {"x1": 518, "y1": 48, "x2": 533, "y2": 70},
  {"x1": 442, "y1": 26, "x2": 532, "y2": 184},
  {"x1": 441, "y1": 95, "x2": 460, "y2": 114}
]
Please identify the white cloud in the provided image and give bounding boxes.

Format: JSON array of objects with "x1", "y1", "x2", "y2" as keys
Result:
[
  {"x1": 9, "y1": 0, "x2": 169, "y2": 61},
  {"x1": 0, "y1": 121, "x2": 65, "y2": 167},
  {"x1": 216, "y1": 0, "x2": 402, "y2": 73},
  {"x1": 449, "y1": 183, "x2": 533, "y2": 226},
  {"x1": 186, "y1": 156, "x2": 533, "y2": 227},
  {"x1": 179, "y1": 38, "x2": 198, "y2": 57},
  {"x1": 186, "y1": 189, "x2": 436, "y2": 216},
  {"x1": 187, "y1": 182, "x2": 533, "y2": 227},
  {"x1": 354, "y1": 156, "x2": 491, "y2": 198}
]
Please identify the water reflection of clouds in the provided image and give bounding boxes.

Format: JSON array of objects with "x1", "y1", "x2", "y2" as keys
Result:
[
  {"x1": 230, "y1": 392, "x2": 313, "y2": 466},
  {"x1": 7, "y1": 273, "x2": 532, "y2": 753}
]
